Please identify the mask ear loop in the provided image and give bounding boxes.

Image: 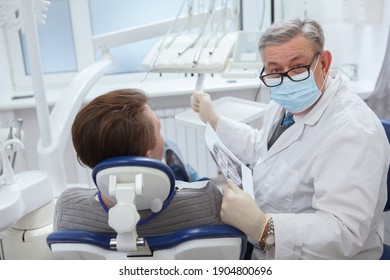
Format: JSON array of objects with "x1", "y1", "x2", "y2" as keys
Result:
[
  {"x1": 319, "y1": 70, "x2": 330, "y2": 92},
  {"x1": 311, "y1": 52, "x2": 329, "y2": 93}
]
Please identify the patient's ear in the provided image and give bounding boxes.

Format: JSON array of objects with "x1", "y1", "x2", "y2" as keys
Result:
[{"x1": 145, "y1": 150, "x2": 163, "y2": 160}]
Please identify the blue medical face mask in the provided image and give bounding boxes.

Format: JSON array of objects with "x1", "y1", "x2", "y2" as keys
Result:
[
  {"x1": 268, "y1": 71, "x2": 321, "y2": 113},
  {"x1": 267, "y1": 54, "x2": 325, "y2": 114}
]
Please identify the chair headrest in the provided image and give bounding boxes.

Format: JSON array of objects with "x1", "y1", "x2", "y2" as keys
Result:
[
  {"x1": 380, "y1": 119, "x2": 390, "y2": 212},
  {"x1": 381, "y1": 119, "x2": 390, "y2": 143},
  {"x1": 92, "y1": 156, "x2": 175, "y2": 211}
]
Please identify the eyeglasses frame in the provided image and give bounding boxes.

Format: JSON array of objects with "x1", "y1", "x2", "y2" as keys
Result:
[{"x1": 259, "y1": 52, "x2": 321, "y2": 87}]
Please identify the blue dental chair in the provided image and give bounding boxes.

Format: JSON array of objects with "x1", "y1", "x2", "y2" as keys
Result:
[
  {"x1": 46, "y1": 156, "x2": 247, "y2": 260},
  {"x1": 380, "y1": 119, "x2": 390, "y2": 260}
]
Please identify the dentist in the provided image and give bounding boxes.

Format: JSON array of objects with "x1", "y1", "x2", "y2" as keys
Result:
[{"x1": 191, "y1": 17, "x2": 390, "y2": 259}]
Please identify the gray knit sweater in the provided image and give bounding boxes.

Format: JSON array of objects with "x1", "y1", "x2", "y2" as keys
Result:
[{"x1": 53, "y1": 181, "x2": 223, "y2": 236}]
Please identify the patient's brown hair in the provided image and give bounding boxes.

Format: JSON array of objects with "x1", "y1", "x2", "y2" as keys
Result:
[{"x1": 72, "y1": 89, "x2": 156, "y2": 168}]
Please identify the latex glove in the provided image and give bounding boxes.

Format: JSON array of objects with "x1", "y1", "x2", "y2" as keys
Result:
[
  {"x1": 221, "y1": 179, "x2": 268, "y2": 241},
  {"x1": 191, "y1": 91, "x2": 219, "y2": 130}
]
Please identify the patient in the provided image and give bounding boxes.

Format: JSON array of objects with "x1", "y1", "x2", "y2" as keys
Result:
[{"x1": 53, "y1": 89, "x2": 223, "y2": 236}]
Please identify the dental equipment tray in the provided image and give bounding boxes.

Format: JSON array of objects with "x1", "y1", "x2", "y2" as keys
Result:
[{"x1": 175, "y1": 96, "x2": 269, "y2": 129}]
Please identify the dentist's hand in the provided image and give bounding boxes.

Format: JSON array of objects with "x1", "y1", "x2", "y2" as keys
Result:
[
  {"x1": 221, "y1": 179, "x2": 268, "y2": 242},
  {"x1": 191, "y1": 91, "x2": 219, "y2": 130}
]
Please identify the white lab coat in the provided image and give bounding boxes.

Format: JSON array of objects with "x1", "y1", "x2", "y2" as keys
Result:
[{"x1": 216, "y1": 71, "x2": 390, "y2": 259}]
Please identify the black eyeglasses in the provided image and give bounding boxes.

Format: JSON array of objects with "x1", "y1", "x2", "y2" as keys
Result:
[{"x1": 260, "y1": 52, "x2": 321, "y2": 87}]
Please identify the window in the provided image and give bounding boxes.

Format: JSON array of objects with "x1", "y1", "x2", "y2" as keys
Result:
[
  {"x1": 89, "y1": 0, "x2": 184, "y2": 74},
  {"x1": 20, "y1": 0, "x2": 77, "y2": 75},
  {"x1": 4, "y1": 0, "x2": 267, "y2": 90}
]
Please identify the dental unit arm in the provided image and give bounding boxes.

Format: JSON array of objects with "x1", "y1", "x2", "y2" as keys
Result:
[{"x1": 37, "y1": 52, "x2": 114, "y2": 197}]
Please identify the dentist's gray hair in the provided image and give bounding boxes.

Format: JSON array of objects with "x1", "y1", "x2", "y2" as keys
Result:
[{"x1": 258, "y1": 17, "x2": 325, "y2": 60}]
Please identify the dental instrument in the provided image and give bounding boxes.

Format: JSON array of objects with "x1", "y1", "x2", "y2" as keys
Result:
[
  {"x1": 178, "y1": 0, "x2": 215, "y2": 57},
  {"x1": 11, "y1": 118, "x2": 23, "y2": 168},
  {"x1": 141, "y1": 0, "x2": 261, "y2": 90},
  {"x1": 0, "y1": 139, "x2": 22, "y2": 186},
  {"x1": 0, "y1": 122, "x2": 12, "y2": 175},
  {"x1": 141, "y1": 0, "x2": 240, "y2": 92}
]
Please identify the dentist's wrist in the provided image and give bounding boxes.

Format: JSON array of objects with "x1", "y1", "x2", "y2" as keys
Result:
[
  {"x1": 258, "y1": 215, "x2": 275, "y2": 251},
  {"x1": 209, "y1": 115, "x2": 219, "y2": 130}
]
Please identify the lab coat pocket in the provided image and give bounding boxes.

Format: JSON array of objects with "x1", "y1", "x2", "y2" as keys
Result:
[{"x1": 262, "y1": 156, "x2": 300, "y2": 213}]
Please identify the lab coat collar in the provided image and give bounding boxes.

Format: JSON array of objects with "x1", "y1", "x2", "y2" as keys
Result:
[
  {"x1": 298, "y1": 70, "x2": 344, "y2": 127},
  {"x1": 264, "y1": 70, "x2": 344, "y2": 158},
  {"x1": 266, "y1": 116, "x2": 305, "y2": 157}
]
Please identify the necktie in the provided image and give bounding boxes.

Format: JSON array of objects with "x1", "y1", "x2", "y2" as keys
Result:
[
  {"x1": 282, "y1": 111, "x2": 295, "y2": 127},
  {"x1": 267, "y1": 111, "x2": 295, "y2": 149}
]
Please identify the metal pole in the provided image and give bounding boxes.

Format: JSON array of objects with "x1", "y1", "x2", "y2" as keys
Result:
[{"x1": 19, "y1": 0, "x2": 52, "y2": 148}]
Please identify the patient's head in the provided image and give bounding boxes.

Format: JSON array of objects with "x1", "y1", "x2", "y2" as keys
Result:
[{"x1": 72, "y1": 89, "x2": 164, "y2": 168}]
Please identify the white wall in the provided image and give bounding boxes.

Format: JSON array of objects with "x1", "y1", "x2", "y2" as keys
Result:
[{"x1": 275, "y1": 0, "x2": 390, "y2": 81}]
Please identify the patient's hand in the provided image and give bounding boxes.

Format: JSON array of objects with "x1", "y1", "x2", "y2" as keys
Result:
[{"x1": 221, "y1": 179, "x2": 267, "y2": 242}]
